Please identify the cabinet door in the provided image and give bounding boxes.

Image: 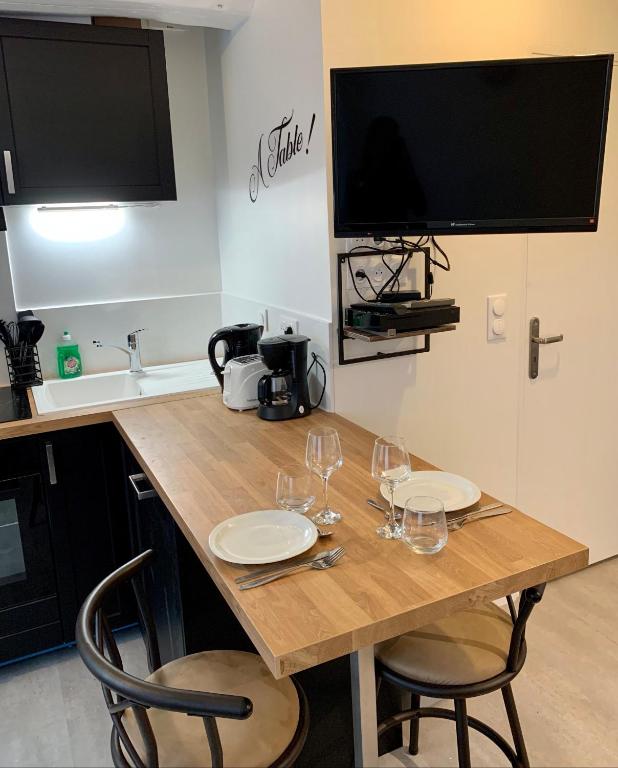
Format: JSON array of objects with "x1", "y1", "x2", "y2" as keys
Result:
[
  {"x1": 0, "y1": 18, "x2": 175, "y2": 204},
  {"x1": 44, "y1": 424, "x2": 135, "y2": 641},
  {"x1": 125, "y1": 461, "x2": 185, "y2": 665}
]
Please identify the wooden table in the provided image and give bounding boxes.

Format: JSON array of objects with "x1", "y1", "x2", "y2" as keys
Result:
[{"x1": 114, "y1": 395, "x2": 588, "y2": 767}]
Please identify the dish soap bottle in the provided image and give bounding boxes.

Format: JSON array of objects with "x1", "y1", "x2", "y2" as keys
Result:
[{"x1": 57, "y1": 330, "x2": 82, "y2": 379}]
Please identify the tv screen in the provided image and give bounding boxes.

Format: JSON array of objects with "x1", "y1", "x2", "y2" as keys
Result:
[{"x1": 331, "y1": 55, "x2": 613, "y2": 237}]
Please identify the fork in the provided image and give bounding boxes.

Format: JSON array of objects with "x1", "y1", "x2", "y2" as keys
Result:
[{"x1": 239, "y1": 546, "x2": 345, "y2": 590}]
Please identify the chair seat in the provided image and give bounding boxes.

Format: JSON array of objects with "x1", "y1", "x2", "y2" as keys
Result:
[
  {"x1": 375, "y1": 603, "x2": 513, "y2": 686},
  {"x1": 121, "y1": 650, "x2": 300, "y2": 768}
]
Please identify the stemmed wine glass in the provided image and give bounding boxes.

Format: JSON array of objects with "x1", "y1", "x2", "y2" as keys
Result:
[
  {"x1": 371, "y1": 436, "x2": 412, "y2": 539},
  {"x1": 306, "y1": 426, "x2": 343, "y2": 525}
]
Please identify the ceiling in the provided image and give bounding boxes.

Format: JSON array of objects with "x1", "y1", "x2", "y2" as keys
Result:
[{"x1": 0, "y1": 0, "x2": 254, "y2": 29}]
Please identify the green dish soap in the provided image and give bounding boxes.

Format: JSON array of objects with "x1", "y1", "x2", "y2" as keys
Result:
[{"x1": 57, "y1": 330, "x2": 82, "y2": 379}]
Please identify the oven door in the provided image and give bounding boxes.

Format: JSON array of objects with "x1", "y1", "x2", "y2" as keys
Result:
[{"x1": 0, "y1": 473, "x2": 63, "y2": 660}]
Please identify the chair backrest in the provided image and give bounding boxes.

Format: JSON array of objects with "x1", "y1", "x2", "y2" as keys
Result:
[
  {"x1": 505, "y1": 584, "x2": 546, "y2": 673},
  {"x1": 75, "y1": 550, "x2": 252, "y2": 768}
]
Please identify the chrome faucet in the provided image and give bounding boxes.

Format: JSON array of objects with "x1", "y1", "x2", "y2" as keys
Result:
[{"x1": 93, "y1": 329, "x2": 145, "y2": 373}]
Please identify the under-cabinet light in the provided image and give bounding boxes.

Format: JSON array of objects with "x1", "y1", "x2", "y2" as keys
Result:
[
  {"x1": 36, "y1": 202, "x2": 160, "y2": 213},
  {"x1": 30, "y1": 203, "x2": 127, "y2": 242}
]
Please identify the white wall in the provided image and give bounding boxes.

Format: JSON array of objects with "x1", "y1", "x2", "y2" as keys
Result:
[
  {"x1": 2, "y1": 27, "x2": 223, "y2": 379},
  {"x1": 321, "y1": 0, "x2": 616, "y2": 503},
  {"x1": 208, "y1": 0, "x2": 333, "y2": 406},
  {"x1": 0, "y1": 239, "x2": 15, "y2": 386}
]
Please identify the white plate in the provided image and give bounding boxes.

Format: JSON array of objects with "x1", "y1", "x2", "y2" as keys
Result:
[
  {"x1": 380, "y1": 471, "x2": 481, "y2": 513},
  {"x1": 208, "y1": 509, "x2": 318, "y2": 565}
]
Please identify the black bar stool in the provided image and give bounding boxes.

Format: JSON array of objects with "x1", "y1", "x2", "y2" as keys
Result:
[
  {"x1": 76, "y1": 550, "x2": 309, "y2": 768},
  {"x1": 375, "y1": 586, "x2": 545, "y2": 768}
]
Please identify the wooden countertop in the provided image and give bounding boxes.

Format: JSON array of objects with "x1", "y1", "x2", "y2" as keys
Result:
[
  {"x1": 114, "y1": 396, "x2": 588, "y2": 679},
  {"x1": 0, "y1": 386, "x2": 215, "y2": 440}
]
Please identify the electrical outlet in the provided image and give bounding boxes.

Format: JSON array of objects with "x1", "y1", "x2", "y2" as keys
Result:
[
  {"x1": 345, "y1": 237, "x2": 374, "y2": 251},
  {"x1": 280, "y1": 315, "x2": 299, "y2": 335},
  {"x1": 367, "y1": 265, "x2": 388, "y2": 286},
  {"x1": 257, "y1": 308, "x2": 269, "y2": 332}
]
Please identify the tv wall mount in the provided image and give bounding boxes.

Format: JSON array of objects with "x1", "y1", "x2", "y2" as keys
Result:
[{"x1": 336, "y1": 247, "x2": 457, "y2": 366}]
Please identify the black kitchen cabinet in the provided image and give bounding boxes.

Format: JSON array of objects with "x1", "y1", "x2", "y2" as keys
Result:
[
  {"x1": 44, "y1": 424, "x2": 135, "y2": 642},
  {"x1": 123, "y1": 447, "x2": 255, "y2": 666},
  {"x1": 0, "y1": 436, "x2": 63, "y2": 662},
  {"x1": 124, "y1": 467, "x2": 186, "y2": 665},
  {"x1": 0, "y1": 17, "x2": 175, "y2": 205},
  {"x1": 0, "y1": 424, "x2": 135, "y2": 664}
]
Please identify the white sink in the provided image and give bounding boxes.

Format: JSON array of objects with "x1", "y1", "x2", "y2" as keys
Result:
[{"x1": 33, "y1": 359, "x2": 219, "y2": 414}]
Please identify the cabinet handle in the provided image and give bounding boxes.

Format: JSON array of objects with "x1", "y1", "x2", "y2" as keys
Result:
[
  {"x1": 129, "y1": 473, "x2": 157, "y2": 501},
  {"x1": 3, "y1": 150, "x2": 15, "y2": 194},
  {"x1": 45, "y1": 442, "x2": 57, "y2": 485}
]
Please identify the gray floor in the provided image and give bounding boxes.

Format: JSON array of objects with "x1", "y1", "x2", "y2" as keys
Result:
[
  {"x1": 0, "y1": 627, "x2": 147, "y2": 768},
  {"x1": 1, "y1": 559, "x2": 617, "y2": 768}
]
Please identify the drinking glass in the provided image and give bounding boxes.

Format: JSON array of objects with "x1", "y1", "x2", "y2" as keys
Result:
[
  {"x1": 276, "y1": 465, "x2": 316, "y2": 514},
  {"x1": 371, "y1": 436, "x2": 412, "y2": 539},
  {"x1": 306, "y1": 426, "x2": 343, "y2": 525},
  {"x1": 402, "y1": 496, "x2": 448, "y2": 554}
]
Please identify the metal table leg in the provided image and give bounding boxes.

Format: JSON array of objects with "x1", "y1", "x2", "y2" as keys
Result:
[{"x1": 350, "y1": 645, "x2": 379, "y2": 768}]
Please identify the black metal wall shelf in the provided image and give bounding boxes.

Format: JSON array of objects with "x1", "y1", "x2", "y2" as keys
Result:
[{"x1": 336, "y1": 247, "x2": 456, "y2": 365}]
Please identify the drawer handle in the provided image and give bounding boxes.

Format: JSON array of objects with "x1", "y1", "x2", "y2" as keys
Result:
[
  {"x1": 129, "y1": 473, "x2": 157, "y2": 501},
  {"x1": 45, "y1": 442, "x2": 57, "y2": 486},
  {"x1": 4, "y1": 150, "x2": 15, "y2": 194}
]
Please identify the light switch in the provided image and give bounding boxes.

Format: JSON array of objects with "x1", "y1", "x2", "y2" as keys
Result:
[{"x1": 487, "y1": 294, "x2": 507, "y2": 341}]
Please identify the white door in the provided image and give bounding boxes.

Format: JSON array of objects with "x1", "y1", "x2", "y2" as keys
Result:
[{"x1": 517, "y1": 101, "x2": 618, "y2": 564}]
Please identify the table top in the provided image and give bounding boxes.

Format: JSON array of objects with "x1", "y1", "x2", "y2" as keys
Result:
[{"x1": 114, "y1": 395, "x2": 588, "y2": 679}]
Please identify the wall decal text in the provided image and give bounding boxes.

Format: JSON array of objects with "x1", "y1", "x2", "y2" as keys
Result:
[{"x1": 249, "y1": 110, "x2": 316, "y2": 202}]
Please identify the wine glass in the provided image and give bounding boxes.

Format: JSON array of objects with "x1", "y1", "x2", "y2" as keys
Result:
[
  {"x1": 371, "y1": 436, "x2": 412, "y2": 539},
  {"x1": 276, "y1": 465, "x2": 316, "y2": 514},
  {"x1": 306, "y1": 426, "x2": 343, "y2": 525},
  {"x1": 402, "y1": 496, "x2": 448, "y2": 554}
]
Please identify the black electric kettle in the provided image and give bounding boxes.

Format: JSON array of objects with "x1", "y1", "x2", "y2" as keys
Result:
[{"x1": 208, "y1": 323, "x2": 263, "y2": 388}]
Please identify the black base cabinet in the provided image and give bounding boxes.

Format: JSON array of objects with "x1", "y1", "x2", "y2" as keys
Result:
[
  {"x1": 0, "y1": 424, "x2": 135, "y2": 665},
  {"x1": 45, "y1": 424, "x2": 135, "y2": 642}
]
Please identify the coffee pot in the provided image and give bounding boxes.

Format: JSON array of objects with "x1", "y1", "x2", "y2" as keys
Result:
[{"x1": 257, "y1": 335, "x2": 312, "y2": 421}]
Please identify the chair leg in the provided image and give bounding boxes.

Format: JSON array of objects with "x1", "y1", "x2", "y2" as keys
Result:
[
  {"x1": 454, "y1": 699, "x2": 471, "y2": 768},
  {"x1": 502, "y1": 684, "x2": 530, "y2": 768},
  {"x1": 408, "y1": 693, "x2": 420, "y2": 755}
]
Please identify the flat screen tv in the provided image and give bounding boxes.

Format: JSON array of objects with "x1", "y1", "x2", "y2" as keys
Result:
[{"x1": 331, "y1": 55, "x2": 613, "y2": 237}]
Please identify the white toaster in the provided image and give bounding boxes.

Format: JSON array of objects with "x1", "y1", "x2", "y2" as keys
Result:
[{"x1": 222, "y1": 354, "x2": 269, "y2": 411}]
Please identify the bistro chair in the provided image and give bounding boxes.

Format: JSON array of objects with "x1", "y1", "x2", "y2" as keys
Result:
[
  {"x1": 375, "y1": 586, "x2": 545, "y2": 768},
  {"x1": 76, "y1": 550, "x2": 309, "y2": 768}
]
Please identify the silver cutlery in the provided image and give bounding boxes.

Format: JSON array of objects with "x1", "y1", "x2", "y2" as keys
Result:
[
  {"x1": 239, "y1": 546, "x2": 345, "y2": 590},
  {"x1": 367, "y1": 498, "x2": 503, "y2": 520},
  {"x1": 234, "y1": 546, "x2": 340, "y2": 585},
  {"x1": 367, "y1": 498, "x2": 400, "y2": 520},
  {"x1": 448, "y1": 507, "x2": 511, "y2": 531}
]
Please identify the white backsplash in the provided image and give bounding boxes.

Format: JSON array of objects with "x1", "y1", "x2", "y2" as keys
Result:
[
  {"x1": 220, "y1": 292, "x2": 333, "y2": 411},
  {"x1": 35, "y1": 293, "x2": 221, "y2": 380}
]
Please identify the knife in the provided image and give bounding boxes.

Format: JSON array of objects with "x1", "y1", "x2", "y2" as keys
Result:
[
  {"x1": 448, "y1": 506, "x2": 511, "y2": 530},
  {"x1": 234, "y1": 548, "x2": 336, "y2": 585}
]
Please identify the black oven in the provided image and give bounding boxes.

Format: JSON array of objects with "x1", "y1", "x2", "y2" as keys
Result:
[{"x1": 0, "y1": 467, "x2": 62, "y2": 661}]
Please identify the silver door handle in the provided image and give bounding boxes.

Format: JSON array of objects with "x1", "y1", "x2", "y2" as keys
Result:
[
  {"x1": 531, "y1": 334, "x2": 564, "y2": 345},
  {"x1": 529, "y1": 317, "x2": 564, "y2": 379},
  {"x1": 3, "y1": 150, "x2": 15, "y2": 194},
  {"x1": 129, "y1": 473, "x2": 157, "y2": 501},
  {"x1": 45, "y1": 442, "x2": 57, "y2": 485}
]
